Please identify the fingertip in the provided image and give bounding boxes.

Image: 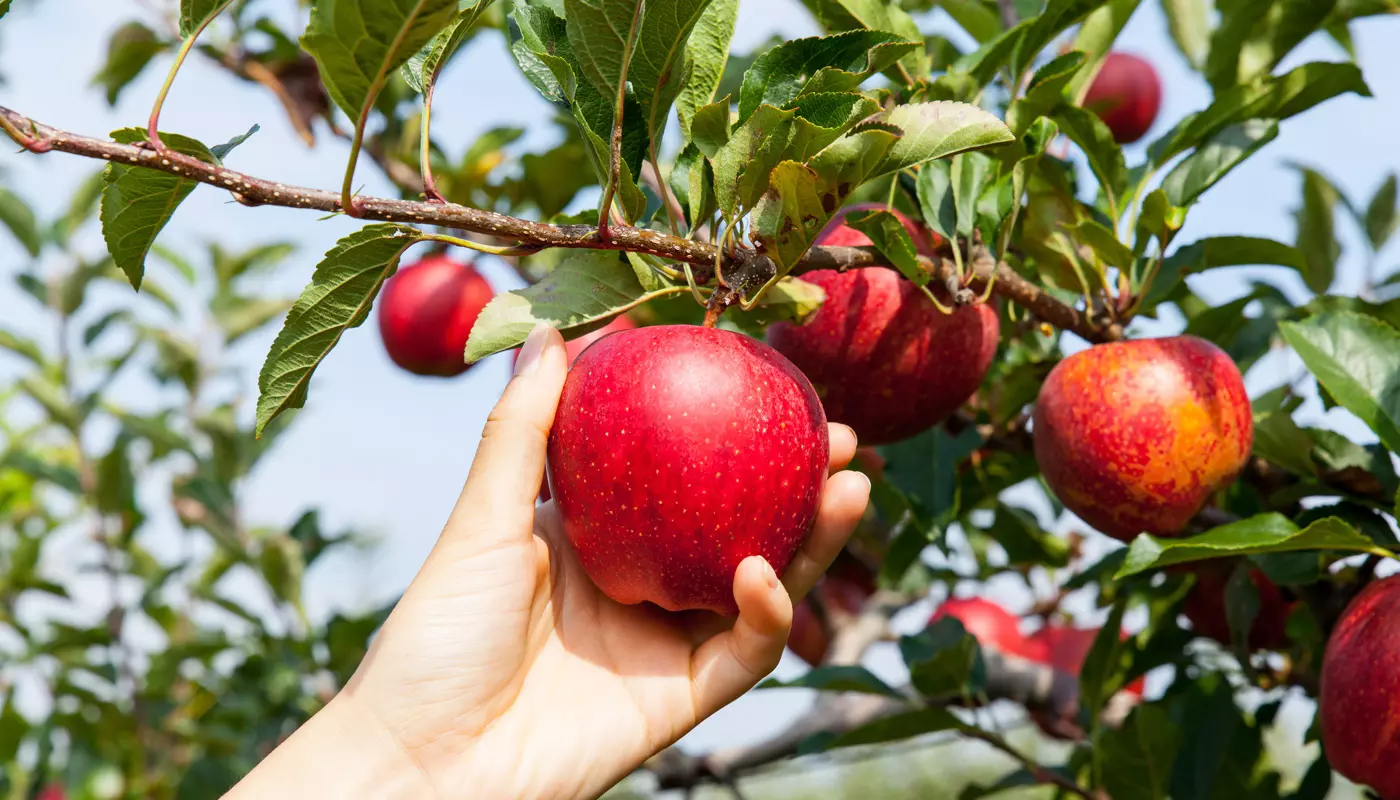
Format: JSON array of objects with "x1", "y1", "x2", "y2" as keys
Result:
[
  {"x1": 827, "y1": 423, "x2": 857, "y2": 472},
  {"x1": 733, "y1": 556, "x2": 792, "y2": 638}
]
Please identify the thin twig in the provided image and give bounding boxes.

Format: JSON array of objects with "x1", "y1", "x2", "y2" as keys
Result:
[{"x1": 598, "y1": 0, "x2": 647, "y2": 242}]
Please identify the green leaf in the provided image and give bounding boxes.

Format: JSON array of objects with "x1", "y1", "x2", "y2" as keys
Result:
[
  {"x1": 1162, "y1": 0, "x2": 1210, "y2": 69},
  {"x1": 827, "y1": 708, "x2": 965, "y2": 749},
  {"x1": 736, "y1": 31, "x2": 919, "y2": 123},
  {"x1": 0, "y1": 328, "x2": 44, "y2": 366},
  {"x1": 1279, "y1": 311, "x2": 1400, "y2": 453},
  {"x1": 1101, "y1": 705, "x2": 1183, "y2": 800},
  {"x1": 465, "y1": 251, "x2": 688, "y2": 362},
  {"x1": 95, "y1": 438, "x2": 136, "y2": 515},
  {"x1": 212, "y1": 295, "x2": 294, "y2": 345},
  {"x1": 401, "y1": 0, "x2": 491, "y2": 92},
  {"x1": 100, "y1": 129, "x2": 214, "y2": 291},
  {"x1": 1149, "y1": 235, "x2": 1304, "y2": 306},
  {"x1": 300, "y1": 0, "x2": 459, "y2": 118},
  {"x1": 1365, "y1": 173, "x2": 1397, "y2": 251},
  {"x1": 0, "y1": 696, "x2": 28, "y2": 763},
  {"x1": 1116, "y1": 514, "x2": 1380, "y2": 578},
  {"x1": 689, "y1": 96, "x2": 733, "y2": 157},
  {"x1": 952, "y1": 151, "x2": 991, "y2": 240},
  {"x1": 940, "y1": 0, "x2": 1003, "y2": 43},
  {"x1": 0, "y1": 0, "x2": 9, "y2": 21},
  {"x1": 1150, "y1": 62, "x2": 1370, "y2": 167},
  {"x1": 1070, "y1": 219, "x2": 1134, "y2": 268},
  {"x1": 51, "y1": 168, "x2": 107, "y2": 247},
  {"x1": 1211, "y1": 0, "x2": 1339, "y2": 90},
  {"x1": 675, "y1": 0, "x2": 738, "y2": 139},
  {"x1": 1162, "y1": 119, "x2": 1279, "y2": 208},
  {"x1": 0, "y1": 186, "x2": 41, "y2": 257},
  {"x1": 847, "y1": 209, "x2": 927, "y2": 285},
  {"x1": 806, "y1": 0, "x2": 931, "y2": 77},
  {"x1": 876, "y1": 101, "x2": 1015, "y2": 177},
  {"x1": 1292, "y1": 165, "x2": 1342, "y2": 294},
  {"x1": 92, "y1": 21, "x2": 168, "y2": 106},
  {"x1": 986, "y1": 503, "x2": 1071, "y2": 566},
  {"x1": 901, "y1": 616, "x2": 983, "y2": 699},
  {"x1": 1079, "y1": 598, "x2": 1129, "y2": 721},
  {"x1": 255, "y1": 224, "x2": 423, "y2": 436},
  {"x1": 961, "y1": 0, "x2": 1108, "y2": 85},
  {"x1": 1005, "y1": 51, "x2": 1086, "y2": 136},
  {"x1": 1252, "y1": 409, "x2": 1319, "y2": 477},
  {"x1": 1052, "y1": 105, "x2": 1126, "y2": 212},
  {"x1": 180, "y1": 0, "x2": 233, "y2": 38},
  {"x1": 1065, "y1": 0, "x2": 1143, "y2": 100},
  {"x1": 209, "y1": 123, "x2": 260, "y2": 161},
  {"x1": 759, "y1": 665, "x2": 904, "y2": 696},
  {"x1": 916, "y1": 158, "x2": 956, "y2": 242}
]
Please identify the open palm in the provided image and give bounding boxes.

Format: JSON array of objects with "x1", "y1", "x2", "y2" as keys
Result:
[{"x1": 310, "y1": 326, "x2": 871, "y2": 800}]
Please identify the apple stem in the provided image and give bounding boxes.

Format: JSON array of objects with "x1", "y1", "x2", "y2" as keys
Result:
[{"x1": 703, "y1": 287, "x2": 737, "y2": 328}]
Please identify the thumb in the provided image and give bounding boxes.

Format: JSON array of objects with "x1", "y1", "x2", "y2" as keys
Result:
[{"x1": 443, "y1": 323, "x2": 568, "y2": 552}]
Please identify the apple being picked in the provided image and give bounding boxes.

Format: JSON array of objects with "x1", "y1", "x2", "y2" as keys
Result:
[
  {"x1": 1083, "y1": 52, "x2": 1162, "y2": 144},
  {"x1": 1033, "y1": 336, "x2": 1252, "y2": 542},
  {"x1": 767, "y1": 205, "x2": 1000, "y2": 445},
  {"x1": 930, "y1": 597, "x2": 1037, "y2": 659},
  {"x1": 788, "y1": 553, "x2": 875, "y2": 666},
  {"x1": 1321, "y1": 575, "x2": 1400, "y2": 799},
  {"x1": 378, "y1": 253, "x2": 494, "y2": 377},
  {"x1": 547, "y1": 325, "x2": 829, "y2": 614}
]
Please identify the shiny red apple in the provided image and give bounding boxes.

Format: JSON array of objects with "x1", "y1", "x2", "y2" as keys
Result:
[
  {"x1": 547, "y1": 325, "x2": 829, "y2": 614},
  {"x1": 767, "y1": 205, "x2": 1000, "y2": 445},
  {"x1": 1033, "y1": 336, "x2": 1253, "y2": 542},
  {"x1": 1083, "y1": 52, "x2": 1162, "y2": 144},
  {"x1": 788, "y1": 553, "x2": 876, "y2": 666},
  {"x1": 1321, "y1": 576, "x2": 1400, "y2": 799},
  {"x1": 930, "y1": 597, "x2": 1036, "y2": 659},
  {"x1": 377, "y1": 254, "x2": 494, "y2": 377}
]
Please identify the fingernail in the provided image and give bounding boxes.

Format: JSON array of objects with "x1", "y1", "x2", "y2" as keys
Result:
[
  {"x1": 514, "y1": 323, "x2": 550, "y2": 377},
  {"x1": 763, "y1": 559, "x2": 780, "y2": 591}
]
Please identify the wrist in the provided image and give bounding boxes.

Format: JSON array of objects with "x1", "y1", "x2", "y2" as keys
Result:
[{"x1": 225, "y1": 694, "x2": 437, "y2": 800}]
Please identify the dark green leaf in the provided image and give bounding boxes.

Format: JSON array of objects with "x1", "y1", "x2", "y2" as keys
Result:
[
  {"x1": 986, "y1": 503, "x2": 1070, "y2": 566},
  {"x1": 209, "y1": 123, "x2": 260, "y2": 160},
  {"x1": 736, "y1": 31, "x2": 918, "y2": 123},
  {"x1": 1252, "y1": 409, "x2": 1318, "y2": 477},
  {"x1": 93, "y1": 21, "x2": 168, "y2": 106},
  {"x1": 1052, "y1": 105, "x2": 1126, "y2": 212},
  {"x1": 401, "y1": 0, "x2": 491, "y2": 92},
  {"x1": 847, "y1": 208, "x2": 927, "y2": 285},
  {"x1": 465, "y1": 251, "x2": 687, "y2": 362},
  {"x1": 1005, "y1": 50, "x2": 1085, "y2": 135},
  {"x1": 0, "y1": 187, "x2": 40, "y2": 257},
  {"x1": 901, "y1": 616, "x2": 982, "y2": 699},
  {"x1": 1279, "y1": 311, "x2": 1400, "y2": 453},
  {"x1": 1101, "y1": 705, "x2": 1182, "y2": 800},
  {"x1": 100, "y1": 128, "x2": 216, "y2": 290},
  {"x1": 827, "y1": 708, "x2": 964, "y2": 749},
  {"x1": 180, "y1": 0, "x2": 233, "y2": 37},
  {"x1": 802, "y1": 0, "x2": 930, "y2": 77},
  {"x1": 759, "y1": 665, "x2": 904, "y2": 696},
  {"x1": 1149, "y1": 235, "x2": 1305, "y2": 306},
  {"x1": 95, "y1": 438, "x2": 136, "y2": 515},
  {"x1": 1365, "y1": 173, "x2": 1397, "y2": 251},
  {"x1": 0, "y1": 697, "x2": 28, "y2": 763},
  {"x1": 1292, "y1": 165, "x2": 1342, "y2": 294},
  {"x1": 952, "y1": 151, "x2": 992, "y2": 240},
  {"x1": 301, "y1": 0, "x2": 458, "y2": 118},
  {"x1": 676, "y1": 0, "x2": 738, "y2": 139},
  {"x1": 255, "y1": 224, "x2": 423, "y2": 435},
  {"x1": 1162, "y1": 119, "x2": 1279, "y2": 207},
  {"x1": 1117, "y1": 514, "x2": 1379, "y2": 578},
  {"x1": 1064, "y1": 0, "x2": 1143, "y2": 99},
  {"x1": 876, "y1": 101, "x2": 1015, "y2": 176},
  {"x1": 1079, "y1": 598, "x2": 1129, "y2": 722}
]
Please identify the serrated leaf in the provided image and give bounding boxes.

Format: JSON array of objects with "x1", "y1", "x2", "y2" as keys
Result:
[
  {"x1": 736, "y1": 31, "x2": 919, "y2": 123},
  {"x1": 875, "y1": 102, "x2": 1014, "y2": 177},
  {"x1": 301, "y1": 0, "x2": 459, "y2": 118},
  {"x1": 255, "y1": 224, "x2": 423, "y2": 436},
  {"x1": 179, "y1": 0, "x2": 233, "y2": 38},
  {"x1": 1365, "y1": 173, "x2": 1397, "y2": 251},
  {"x1": 465, "y1": 251, "x2": 688, "y2": 362},
  {"x1": 847, "y1": 209, "x2": 927, "y2": 284},
  {"x1": 759, "y1": 665, "x2": 903, "y2": 696},
  {"x1": 689, "y1": 96, "x2": 733, "y2": 157},
  {"x1": 401, "y1": 0, "x2": 492, "y2": 92},
  {"x1": 808, "y1": 0, "x2": 931, "y2": 78},
  {"x1": 1162, "y1": 119, "x2": 1278, "y2": 208},
  {"x1": 0, "y1": 186, "x2": 41, "y2": 257},
  {"x1": 1292, "y1": 165, "x2": 1342, "y2": 294},
  {"x1": 676, "y1": 0, "x2": 738, "y2": 139},
  {"x1": 1116, "y1": 514, "x2": 1379, "y2": 578},
  {"x1": 1052, "y1": 104, "x2": 1126, "y2": 212},
  {"x1": 1279, "y1": 311, "x2": 1400, "y2": 453},
  {"x1": 101, "y1": 129, "x2": 217, "y2": 291},
  {"x1": 92, "y1": 21, "x2": 168, "y2": 106}
]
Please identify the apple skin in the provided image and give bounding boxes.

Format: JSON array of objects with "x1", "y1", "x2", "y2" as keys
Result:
[
  {"x1": 547, "y1": 325, "x2": 830, "y2": 614},
  {"x1": 1028, "y1": 625, "x2": 1145, "y2": 697},
  {"x1": 1181, "y1": 561, "x2": 1295, "y2": 651},
  {"x1": 1321, "y1": 576, "x2": 1400, "y2": 799},
  {"x1": 788, "y1": 554, "x2": 876, "y2": 666},
  {"x1": 1083, "y1": 52, "x2": 1162, "y2": 144},
  {"x1": 767, "y1": 206, "x2": 1000, "y2": 446},
  {"x1": 1033, "y1": 336, "x2": 1252, "y2": 542},
  {"x1": 931, "y1": 597, "x2": 1037, "y2": 659},
  {"x1": 378, "y1": 254, "x2": 494, "y2": 377}
]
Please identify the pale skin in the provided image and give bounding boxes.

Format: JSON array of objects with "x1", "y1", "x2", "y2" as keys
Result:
[{"x1": 226, "y1": 324, "x2": 872, "y2": 799}]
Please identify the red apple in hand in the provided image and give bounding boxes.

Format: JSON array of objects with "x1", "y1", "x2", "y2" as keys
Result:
[
  {"x1": 1083, "y1": 52, "x2": 1162, "y2": 144},
  {"x1": 930, "y1": 597, "x2": 1036, "y2": 659},
  {"x1": 378, "y1": 254, "x2": 494, "y2": 377},
  {"x1": 789, "y1": 553, "x2": 875, "y2": 666},
  {"x1": 1181, "y1": 561, "x2": 1295, "y2": 651},
  {"x1": 547, "y1": 325, "x2": 829, "y2": 614},
  {"x1": 1033, "y1": 336, "x2": 1252, "y2": 542},
  {"x1": 767, "y1": 205, "x2": 1000, "y2": 445},
  {"x1": 1321, "y1": 576, "x2": 1400, "y2": 799}
]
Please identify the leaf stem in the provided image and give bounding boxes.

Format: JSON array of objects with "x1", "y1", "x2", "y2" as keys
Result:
[
  {"x1": 420, "y1": 232, "x2": 545, "y2": 257},
  {"x1": 419, "y1": 78, "x2": 446, "y2": 202},
  {"x1": 598, "y1": 0, "x2": 646, "y2": 241},
  {"x1": 147, "y1": 1, "x2": 235, "y2": 152}
]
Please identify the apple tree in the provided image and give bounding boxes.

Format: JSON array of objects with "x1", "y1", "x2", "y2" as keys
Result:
[{"x1": 1, "y1": 0, "x2": 1399, "y2": 797}]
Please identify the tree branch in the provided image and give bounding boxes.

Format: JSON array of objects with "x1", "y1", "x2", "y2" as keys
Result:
[{"x1": 0, "y1": 105, "x2": 1123, "y2": 344}]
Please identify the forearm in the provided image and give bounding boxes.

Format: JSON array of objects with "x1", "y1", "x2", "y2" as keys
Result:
[{"x1": 225, "y1": 695, "x2": 436, "y2": 800}]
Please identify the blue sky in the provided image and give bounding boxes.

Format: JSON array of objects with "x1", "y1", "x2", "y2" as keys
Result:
[{"x1": 0, "y1": 0, "x2": 1396, "y2": 766}]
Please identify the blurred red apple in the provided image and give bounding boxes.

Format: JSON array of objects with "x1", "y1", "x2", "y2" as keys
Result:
[
  {"x1": 788, "y1": 554, "x2": 876, "y2": 666},
  {"x1": 378, "y1": 254, "x2": 494, "y2": 377},
  {"x1": 547, "y1": 325, "x2": 829, "y2": 614},
  {"x1": 767, "y1": 205, "x2": 999, "y2": 445},
  {"x1": 1321, "y1": 576, "x2": 1400, "y2": 799},
  {"x1": 1033, "y1": 336, "x2": 1252, "y2": 542},
  {"x1": 1083, "y1": 52, "x2": 1162, "y2": 144},
  {"x1": 1181, "y1": 561, "x2": 1295, "y2": 651},
  {"x1": 930, "y1": 597, "x2": 1037, "y2": 659},
  {"x1": 1027, "y1": 625, "x2": 1145, "y2": 697}
]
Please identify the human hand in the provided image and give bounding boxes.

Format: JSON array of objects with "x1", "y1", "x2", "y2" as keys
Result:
[{"x1": 226, "y1": 324, "x2": 871, "y2": 800}]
